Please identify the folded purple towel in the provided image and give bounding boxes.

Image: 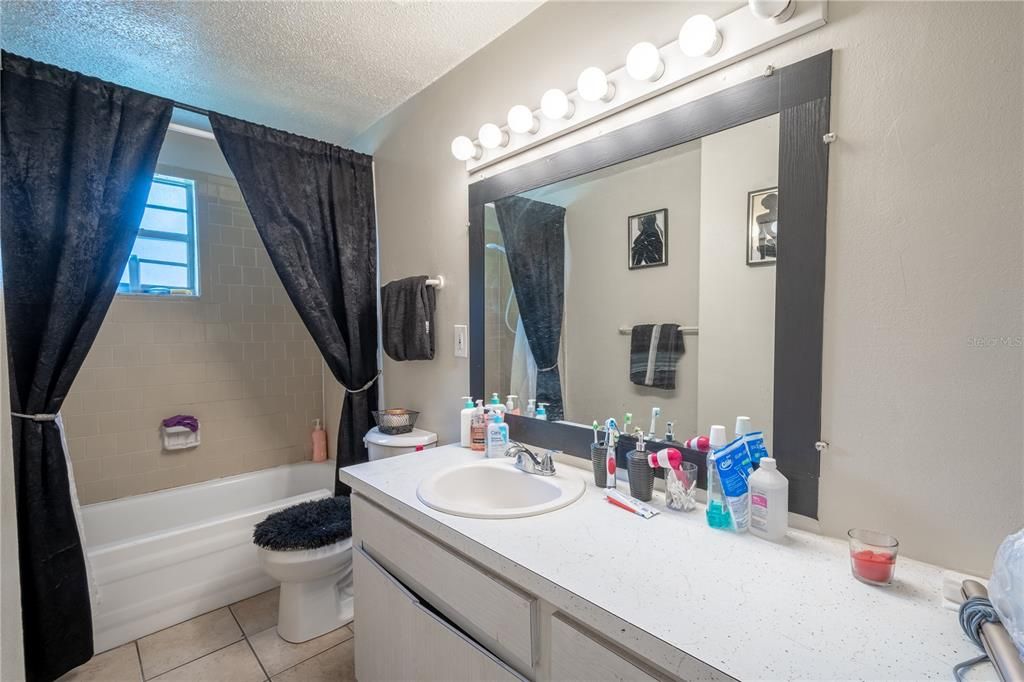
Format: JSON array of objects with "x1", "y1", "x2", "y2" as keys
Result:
[{"x1": 162, "y1": 415, "x2": 199, "y2": 432}]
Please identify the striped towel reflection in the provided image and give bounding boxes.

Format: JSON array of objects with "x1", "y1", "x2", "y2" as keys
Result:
[{"x1": 629, "y1": 324, "x2": 684, "y2": 390}]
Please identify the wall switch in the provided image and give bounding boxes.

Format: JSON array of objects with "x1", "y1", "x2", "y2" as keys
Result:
[{"x1": 454, "y1": 325, "x2": 468, "y2": 358}]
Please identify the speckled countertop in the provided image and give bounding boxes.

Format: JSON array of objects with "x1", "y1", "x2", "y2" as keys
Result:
[{"x1": 340, "y1": 444, "x2": 985, "y2": 681}]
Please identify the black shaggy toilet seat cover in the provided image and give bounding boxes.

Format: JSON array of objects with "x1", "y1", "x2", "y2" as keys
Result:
[{"x1": 253, "y1": 495, "x2": 353, "y2": 551}]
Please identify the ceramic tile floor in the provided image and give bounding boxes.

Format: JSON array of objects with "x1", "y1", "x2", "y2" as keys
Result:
[{"x1": 58, "y1": 588, "x2": 355, "y2": 682}]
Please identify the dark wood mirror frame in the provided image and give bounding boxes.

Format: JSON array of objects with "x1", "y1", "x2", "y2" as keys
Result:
[{"x1": 468, "y1": 51, "x2": 831, "y2": 518}]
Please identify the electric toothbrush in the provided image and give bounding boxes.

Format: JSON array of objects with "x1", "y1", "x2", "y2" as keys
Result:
[{"x1": 647, "y1": 407, "x2": 660, "y2": 440}]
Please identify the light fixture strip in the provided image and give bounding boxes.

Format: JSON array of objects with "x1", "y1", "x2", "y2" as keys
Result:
[{"x1": 464, "y1": 0, "x2": 826, "y2": 172}]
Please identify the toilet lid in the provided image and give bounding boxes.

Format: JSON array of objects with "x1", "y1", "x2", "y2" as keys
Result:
[{"x1": 364, "y1": 426, "x2": 437, "y2": 448}]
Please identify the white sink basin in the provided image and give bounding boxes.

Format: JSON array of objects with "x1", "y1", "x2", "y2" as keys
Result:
[{"x1": 416, "y1": 459, "x2": 586, "y2": 519}]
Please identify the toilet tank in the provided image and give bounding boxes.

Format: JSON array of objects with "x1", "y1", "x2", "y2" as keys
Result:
[{"x1": 364, "y1": 427, "x2": 438, "y2": 460}]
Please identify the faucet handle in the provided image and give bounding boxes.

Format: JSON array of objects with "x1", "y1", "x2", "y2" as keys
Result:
[{"x1": 541, "y1": 450, "x2": 558, "y2": 474}]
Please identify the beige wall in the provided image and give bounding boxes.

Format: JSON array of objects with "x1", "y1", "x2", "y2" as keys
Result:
[
  {"x1": 63, "y1": 156, "x2": 324, "y2": 504},
  {"x1": 1, "y1": 265, "x2": 25, "y2": 680},
  {"x1": 697, "y1": 115, "x2": 778, "y2": 448},
  {"x1": 354, "y1": 1, "x2": 1023, "y2": 575},
  {"x1": 554, "y1": 146, "x2": 702, "y2": 435}
]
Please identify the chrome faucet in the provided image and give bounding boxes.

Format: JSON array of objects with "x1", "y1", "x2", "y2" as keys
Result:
[{"x1": 505, "y1": 442, "x2": 557, "y2": 476}]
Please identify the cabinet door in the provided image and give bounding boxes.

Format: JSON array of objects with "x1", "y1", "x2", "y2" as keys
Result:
[
  {"x1": 550, "y1": 614, "x2": 660, "y2": 682},
  {"x1": 354, "y1": 545, "x2": 526, "y2": 682}
]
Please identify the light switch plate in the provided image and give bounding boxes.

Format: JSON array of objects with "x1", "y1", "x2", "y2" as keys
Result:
[{"x1": 454, "y1": 324, "x2": 468, "y2": 358}]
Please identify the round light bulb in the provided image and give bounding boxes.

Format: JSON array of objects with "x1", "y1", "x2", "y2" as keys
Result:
[
  {"x1": 450, "y1": 136, "x2": 480, "y2": 161},
  {"x1": 626, "y1": 42, "x2": 665, "y2": 82},
  {"x1": 748, "y1": 0, "x2": 794, "y2": 22},
  {"x1": 477, "y1": 123, "x2": 508, "y2": 150},
  {"x1": 576, "y1": 67, "x2": 615, "y2": 103},
  {"x1": 507, "y1": 105, "x2": 539, "y2": 134},
  {"x1": 540, "y1": 88, "x2": 574, "y2": 120},
  {"x1": 679, "y1": 14, "x2": 722, "y2": 58}
]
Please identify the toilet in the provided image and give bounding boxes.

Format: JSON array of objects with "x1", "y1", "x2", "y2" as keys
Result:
[
  {"x1": 253, "y1": 427, "x2": 436, "y2": 643},
  {"x1": 364, "y1": 426, "x2": 437, "y2": 460},
  {"x1": 254, "y1": 496, "x2": 355, "y2": 643}
]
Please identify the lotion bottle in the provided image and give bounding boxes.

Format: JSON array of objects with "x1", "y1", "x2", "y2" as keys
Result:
[
  {"x1": 470, "y1": 401, "x2": 487, "y2": 452},
  {"x1": 748, "y1": 457, "x2": 789, "y2": 541},
  {"x1": 460, "y1": 396, "x2": 475, "y2": 448},
  {"x1": 485, "y1": 412, "x2": 509, "y2": 458},
  {"x1": 312, "y1": 419, "x2": 327, "y2": 462}
]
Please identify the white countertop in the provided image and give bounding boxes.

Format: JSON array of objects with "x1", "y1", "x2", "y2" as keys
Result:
[{"x1": 340, "y1": 444, "x2": 987, "y2": 681}]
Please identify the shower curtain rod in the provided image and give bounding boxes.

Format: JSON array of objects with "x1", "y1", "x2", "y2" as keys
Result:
[{"x1": 173, "y1": 101, "x2": 210, "y2": 116}]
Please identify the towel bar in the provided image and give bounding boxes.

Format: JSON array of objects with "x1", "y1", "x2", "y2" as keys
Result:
[{"x1": 618, "y1": 325, "x2": 698, "y2": 336}]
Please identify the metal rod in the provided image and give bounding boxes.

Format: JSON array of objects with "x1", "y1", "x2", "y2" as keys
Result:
[
  {"x1": 618, "y1": 325, "x2": 698, "y2": 336},
  {"x1": 961, "y1": 580, "x2": 1024, "y2": 682},
  {"x1": 173, "y1": 101, "x2": 210, "y2": 116}
]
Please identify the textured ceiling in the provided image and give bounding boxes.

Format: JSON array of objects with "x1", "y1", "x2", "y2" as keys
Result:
[{"x1": 0, "y1": 0, "x2": 541, "y2": 145}]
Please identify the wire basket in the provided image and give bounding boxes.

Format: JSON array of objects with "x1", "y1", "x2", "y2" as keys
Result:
[{"x1": 372, "y1": 409, "x2": 420, "y2": 435}]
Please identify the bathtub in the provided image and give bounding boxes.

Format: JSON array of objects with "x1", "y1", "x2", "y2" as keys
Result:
[{"x1": 82, "y1": 460, "x2": 336, "y2": 652}]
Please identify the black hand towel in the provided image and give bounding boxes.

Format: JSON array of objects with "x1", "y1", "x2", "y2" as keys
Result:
[
  {"x1": 382, "y1": 276, "x2": 436, "y2": 361},
  {"x1": 629, "y1": 324, "x2": 684, "y2": 390}
]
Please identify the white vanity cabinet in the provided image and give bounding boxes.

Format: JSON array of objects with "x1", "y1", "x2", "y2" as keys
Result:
[{"x1": 352, "y1": 494, "x2": 690, "y2": 682}]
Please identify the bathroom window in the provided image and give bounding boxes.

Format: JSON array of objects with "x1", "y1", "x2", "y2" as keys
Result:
[{"x1": 118, "y1": 174, "x2": 199, "y2": 296}]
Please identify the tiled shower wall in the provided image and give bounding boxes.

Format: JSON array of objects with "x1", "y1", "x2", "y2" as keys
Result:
[{"x1": 63, "y1": 165, "x2": 324, "y2": 504}]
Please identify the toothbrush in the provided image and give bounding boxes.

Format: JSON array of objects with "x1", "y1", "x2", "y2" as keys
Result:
[
  {"x1": 647, "y1": 407, "x2": 660, "y2": 440},
  {"x1": 603, "y1": 418, "x2": 618, "y2": 489},
  {"x1": 592, "y1": 420, "x2": 599, "y2": 445},
  {"x1": 623, "y1": 413, "x2": 632, "y2": 436}
]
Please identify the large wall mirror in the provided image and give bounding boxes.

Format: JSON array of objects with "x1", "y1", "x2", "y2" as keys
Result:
[{"x1": 470, "y1": 51, "x2": 831, "y2": 517}]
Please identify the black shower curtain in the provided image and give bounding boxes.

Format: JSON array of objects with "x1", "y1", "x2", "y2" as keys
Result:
[
  {"x1": 208, "y1": 114, "x2": 378, "y2": 494},
  {"x1": 1, "y1": 52, "x2": 171, "y2": 681},
  {"x1": 494, "y1": 196, "x2": 566, "y2": 421}
]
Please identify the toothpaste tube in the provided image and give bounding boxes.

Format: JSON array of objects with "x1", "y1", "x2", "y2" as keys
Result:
[
  {"x1": 606, "y1": 489, "x2": 660, "y2": 519},
  {"x1": 743, "y1": 431, "x2": 769, "y2": 467},
  {"x1": 714, "y1": 436, "x2": 754, "y2": 532}
]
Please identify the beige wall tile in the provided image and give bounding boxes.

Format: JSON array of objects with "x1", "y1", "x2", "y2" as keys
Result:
[{"x1": 66, "y1": 169, "x2": 325, "y2": 502}]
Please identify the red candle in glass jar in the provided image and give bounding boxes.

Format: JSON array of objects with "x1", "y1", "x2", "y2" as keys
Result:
[{"x1": 851, "y1": 549, "x2": 896, "y2": 584}]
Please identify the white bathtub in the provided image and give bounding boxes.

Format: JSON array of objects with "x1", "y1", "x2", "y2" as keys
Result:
[{"x1": 82, "y1": 460, "x2": 336, "y2": 652}]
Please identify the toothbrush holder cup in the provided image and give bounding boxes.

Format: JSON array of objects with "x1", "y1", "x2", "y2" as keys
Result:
[{"x1": 590, "y1": 442, "x2": 611, "y2": 487}]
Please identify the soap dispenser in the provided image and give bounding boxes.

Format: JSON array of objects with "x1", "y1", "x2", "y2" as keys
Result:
[
  {"x1": 627, "y1": 429, "x2": 654, "y2": 502},
  {"x1": 535, "y1": 403, "x2": 548, "y2": 421}
]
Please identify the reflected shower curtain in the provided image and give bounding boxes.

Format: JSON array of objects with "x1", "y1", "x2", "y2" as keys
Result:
[
  {"x1": 208, "y1": 114, "x2": 378, "y2": 494},
  {"x1": 1, "y1": 52, "x2": 172, "y2": 681},
  {"x1": 494, "y1": 196, "x2": 566, "y2": 421}
]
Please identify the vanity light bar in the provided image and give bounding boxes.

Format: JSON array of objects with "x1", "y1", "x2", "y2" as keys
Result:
[{"x1": 452, "y1": 0, "x2": 826, "y2": 171}]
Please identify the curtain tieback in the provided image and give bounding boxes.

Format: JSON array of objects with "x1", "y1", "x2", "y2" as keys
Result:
[
  {"x1": 342, "y1": 371, "x2": 381, "y2": 394},
  {"x1": 537, "y1": 363, "x2": 559, "y2": 372},
  {"x1": 11, "y1": 411, "x2": 60, "y2": 422}
]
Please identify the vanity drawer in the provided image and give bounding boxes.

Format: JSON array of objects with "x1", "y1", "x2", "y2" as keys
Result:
[
  {"x1": 550, "y1": 614, "x2": 661, "y2": 682},
  {"x1": 353, "y1": 495, "x2": 536, "y2": 674},
  {"x1": 354, "y1": 546, "x2": 525, "y2": 682}
]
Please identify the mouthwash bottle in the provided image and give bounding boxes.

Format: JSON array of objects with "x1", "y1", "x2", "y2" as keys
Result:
[{"x1": 706, "y1": 425, "x2": 732, "y2": 529}]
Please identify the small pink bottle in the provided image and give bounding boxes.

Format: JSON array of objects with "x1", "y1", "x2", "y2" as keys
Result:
[{"x1": 312, "y1": 419, "x2": 328, "y2": 462}]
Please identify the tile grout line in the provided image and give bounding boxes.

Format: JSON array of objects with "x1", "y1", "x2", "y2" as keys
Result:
[
  {"x1": 228, "y1": 602, "x2": 272, "y2": 681},
  {"x1": 246, "y1": 624, "x2": 354, "y2": 680},
  {"x1": 134, "y1": 640, "x2": 144, "y2": 682}
]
